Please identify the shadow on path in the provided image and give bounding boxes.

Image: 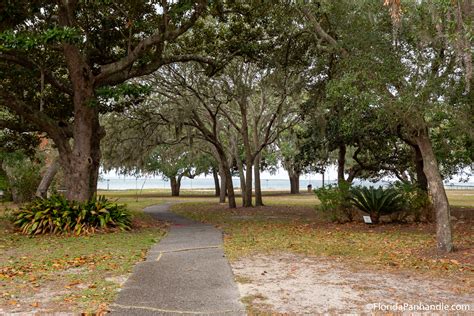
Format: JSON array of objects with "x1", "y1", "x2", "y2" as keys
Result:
[{"x1": 109, "y1": 203, "x2": 245, "y2": 315}]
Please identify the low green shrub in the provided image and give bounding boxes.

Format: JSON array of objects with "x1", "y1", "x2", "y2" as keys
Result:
[
  {"x1": 350, "y1": 186, "x2": 403, "y2": 223},
  {"x1": 314, "y1": 182, "x2": 355, "y2": 222},
  {"x1": 14, "y1": 195, "x2": 131, "y2": 235},
  {"x1": 391, "y1": 182, "x2": 433, "y2": 222},
  {"x1": 0, "y1": 172, "x2": 10, "y2": 201},
  {"x1": 2, "y1": 153, "x2": 42, "y2": 203}
]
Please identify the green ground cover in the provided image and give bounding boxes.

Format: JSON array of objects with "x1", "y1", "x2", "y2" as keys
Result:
[
  {"x1": 0, "y1": 189, "x2": 472, "y2": 313},
  {"x1": 0, "y1": 197, "x2": 165, "y2": 313}
]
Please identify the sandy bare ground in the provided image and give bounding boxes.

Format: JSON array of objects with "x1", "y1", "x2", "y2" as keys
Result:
[{"x1": 231, "y1": 253, "x2": 474, "y2": 314}]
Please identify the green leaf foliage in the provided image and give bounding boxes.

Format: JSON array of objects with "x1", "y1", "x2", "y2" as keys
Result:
[
  {"x1": 13, "y1": 195, "x2": 131, "y2": 235},
  {"x1": 350, "y1": 186, "x2": 403, "y2": 223},
  {"x1": 391, "y1": 182, "x2": 434, "y2": 222},
  {"x1": 314, "y1": 182, "x2": 354, "y2": 222},
  {"x1": 0, "y1": 27, "x2": 80, "y2": 51},
  {"x1": 1, "y1": 151, "x2": 42, "y2": 203}
]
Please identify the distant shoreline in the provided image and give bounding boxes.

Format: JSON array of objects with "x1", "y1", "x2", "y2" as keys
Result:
[{"x1": 97, "y1": 176, "x2": 474, "y2": 191}]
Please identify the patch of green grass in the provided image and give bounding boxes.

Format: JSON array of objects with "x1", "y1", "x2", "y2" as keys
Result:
[
  {"x1": 0, "y1": 191, "x2": 221, "y2": 313},
  {"x1": 0, "y1": 227, "x2": 165, "y2": 313},
  {"x1": 0, "y1": 194, "x2": 168, "y2": 313},
  {"x1": 446, "y1": 190, "x2": 474, "y2": 208},
  {"x1": 171, "y1": 201, "x2": 474, "y2": 280},
  {"x1": 0, "y1": 189, "x2": 472, "y2": 312},
  {"x1": 100, "y1": 191, "x2": 218, "y2": 212},
  {"x1": 263, "y1": 193, "x2": 319, "y2": 207}
]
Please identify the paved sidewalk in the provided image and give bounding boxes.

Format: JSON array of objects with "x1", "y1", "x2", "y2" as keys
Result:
[{"x1": 110, "y1": 203, "x2": 245, "y2": 315}]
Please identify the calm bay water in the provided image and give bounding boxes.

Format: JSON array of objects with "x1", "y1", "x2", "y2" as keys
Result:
[
  {"x1": 97, "y1": 177, "x2": 390, "y2": 191},
  {"x1": 98, "y1": 176, "x2": 474, "y2": 191}
]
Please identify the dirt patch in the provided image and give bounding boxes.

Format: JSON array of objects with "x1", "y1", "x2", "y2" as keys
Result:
[
  {"x1": 232, "y1": 253, "x2": 474, "y2": 314},
  {"x1": 0, "y1": 281, "x2": 73, "y2": 314}
]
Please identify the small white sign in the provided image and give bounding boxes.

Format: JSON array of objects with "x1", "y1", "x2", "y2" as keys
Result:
[{"x1": 363, "y1": 216, "x2": 373, "y2": 224}]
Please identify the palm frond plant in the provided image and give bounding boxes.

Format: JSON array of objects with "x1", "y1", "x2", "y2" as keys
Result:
[{"x1": 350, "y1": 186, "x2": 403, "y2": 223}]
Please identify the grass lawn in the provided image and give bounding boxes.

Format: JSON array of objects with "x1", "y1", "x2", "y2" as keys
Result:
[
  {"x1": 445, "y1": 189, "x2": 474, "y2": 208},
  {"x1": 0, "y1": 188, "x2": 473, "y2": 313},
  {"x1": 0, "y1": 190, "x2": 221, "y2": 313},
  {"x1": 0, "y1": 196, "x2": 166, "y2": 314},
  {"x1": 171, "y1": 190, "x2": 474, "y2": 290}
]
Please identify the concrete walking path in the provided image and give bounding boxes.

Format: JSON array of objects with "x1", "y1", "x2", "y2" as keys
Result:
[{"x1": 110, "y1": 203, "x2": 245, "y2": 315}]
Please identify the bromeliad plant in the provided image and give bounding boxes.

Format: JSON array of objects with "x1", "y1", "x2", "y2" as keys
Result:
[
  {"x1": 14, "y1": 195, "x2": 131, "y2": 235},
  {"x1": 350, "y1": 186, "x2": 403, "y2": 223}
]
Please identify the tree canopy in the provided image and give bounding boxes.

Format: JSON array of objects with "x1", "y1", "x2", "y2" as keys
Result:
[{"x1": 1, "y1": 0, "x2": 472, "y2": 253}]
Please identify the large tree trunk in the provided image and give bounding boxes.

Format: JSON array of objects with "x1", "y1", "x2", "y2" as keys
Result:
[
  {"x1": 254, "y1": 153, "x2": 263, "y2": 206},
  {"x1": 241, "y1": 128, "x2": 253, "y2": 207},
  {"x1": 59, "y1": 92, "x2": 103, "y2": 202},
  {"x1": 212, "y1": 167, "x2": 220, "y2": 197},
  {"x1": 170, "y1": 175, "x2": 182, "y2": 197},
  {"x1": 218, "y1": 164, "x2": 227, "y2": 203},
  {"x1": 60, "y1": 43, "x2": 104, "y2": 202},
  {"x1": 36, "y1": 157, "x2": 60, "y2": 198},
  {"x1": 415, "y1": 127, "x2": 453, "y2": 253},
  {"x1": 237, "y1": 166, "x2": 247, "y2": 206},
  {"x1": 337, "y1": 143, "x2": 347, "y2": 185},
  {"x1": 252, "y1": 119, "x2": 263, "y2": 206},
  {"x1": 243, "y1": 156, "x2": 253, "y2": 207},
  {"x1": 223, "y1": 164, "x2": 236, "y2": 208},
  {"x1": 398, "y1": 126, "x2": 429, "y2": 192},
  {"x1": 216, "y1": 148, "x2": 236, "y2": 208},
  {"x1": 232, "y1": 142, "x2": 247, "y2": 207},
  {"x1": 238, "y1": 98, "x2": 253, "y2": 208},
  {"x1": 237, "y1": 168, "x2": 246, "y2": 206},
  {"x1": 289, "y1": 170, "x2": 300, "y2": 194},
  {"x1": 414, "y1": 145, "x2": 428, "y2": 192}
]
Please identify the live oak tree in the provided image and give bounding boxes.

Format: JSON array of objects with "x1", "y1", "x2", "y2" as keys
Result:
[
  {"x1": 148, "y1": 57, "x2": 305, "y2": 207},
  {"x1": 219, "y1": 59, "x2": 304, "y2": 206},
  {"x1": 0, "y1": 0, "x2": 211, "y2": 201},
  {"x1": 143, "y1": 64, "x2": 239, "y2": 208},
  {"x1": 275, "y1": 125, "x2": 326, "y2": 194},
  {"x1": 384, "y1": 4, "x2": 470, "y2": 253},
  {"x1": 144, "y1": 144, "x2": 213, "y2": 197},
  {"x1": 300, "y1": 0, "x2": 469, "y2": 191},
  {"x1": 360, "y1": 0, "x2": 472, "y2": 253},
  {"x1": 109, "y1": 143, "x2": 210, "y2": 196},
  {"x1": 299, "y1": 1, "x2": 399, "y2": 185},
  {"x1": 177, "y1": 2, "x2": 312, "y2": 207},
  {"x1": 100, "y1": 64, "x2": 238, "y2": 206},
  {"x1": 278, "y1": 134, "x2": 305, "y2": 194},
  {"x1": 101, "y1": 107, "x2": 217, "y2": 197},
  {"x1": 300, "y1": 0, "x2": 473, "y2": 253},
  {"x1": 0, "y1": 0, "x2": 470, "y2": 256},
  {"x1": 304, "y1": 71, "x2": 418, "y2": 186}
]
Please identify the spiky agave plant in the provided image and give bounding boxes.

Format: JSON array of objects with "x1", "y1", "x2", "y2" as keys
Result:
[{"x1": 350, "y1": 186, "x2": 403, "y2": 223}]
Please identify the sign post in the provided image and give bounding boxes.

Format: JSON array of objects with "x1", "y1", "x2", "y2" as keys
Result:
[{"x1": 363, "y1": 216, "x2": 373, "y2": 224}]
